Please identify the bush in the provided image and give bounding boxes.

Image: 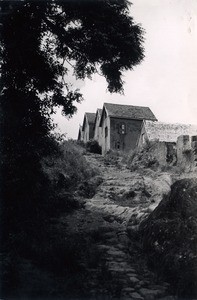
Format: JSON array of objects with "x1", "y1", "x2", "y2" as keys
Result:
[
  {"x1": 126, "y1": 142, "x2": 161, "y2": 171},
  {"x1": 1, "y1": 140, "x2": 102, "y2": 298},
  {"x1": 42, "y1": 140, "x2": 99, "y2": 192},
  {"x1": 86, "y1": 140, "x2": 102, "y2": 154},
  {"x1": 104, "y1": 150, "x2": 121, "y2": 166}
]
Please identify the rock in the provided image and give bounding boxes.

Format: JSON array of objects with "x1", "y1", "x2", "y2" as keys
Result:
[
  {"x1": 105, "y1": 215, "x2": 115, "y2": 223},
  {"x1": 138, "y1": 280, "x2": 146, "y2": 287},
  {"x1": 139, "y1": 288, "x2": 165, "y2": 299},
  {"x1": 158, "y1": 296, "x2": 176, "y2": 300},
  {"x1": 97, "y1": 244, "x2": 111, "y2": 250},
  {"x1": 122, "y1": 287, "x2": 135, "y2": 292},
  {"x1": 140, "y1": 178, "x2": 197, "y2": 298},
  {"x1": 125, "y1": 267, "x2": 136, "y2": 274},
  {"x1": 116, "y1": 243, "x2": 126, "y2": 250},
  {"x1": 108, "y1": 267, "x2": 125, "y2": 273},
  {"x1": 131, "y1": 292, "x2": 144, "y2": 299},
  {"x1": 107, "y1": 249, "x2": 125, "y2": 257},
  {"x1": 129, "y1": 276, "x2": 140, "y2": 284},
  {"x1": 102, "y1": 231, "x2": 116, "y2": 239}
]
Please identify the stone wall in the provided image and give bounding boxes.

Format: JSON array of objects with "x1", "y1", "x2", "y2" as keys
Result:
[
  {"x1": 176, "y1": 135, "x2": 197, "y2": 171},
  {"x1": 150, "y1": 135, "x2": 197, "y2": 171},
  {"x1": 149, "y1": 142, "x2": 167, "y2": 166},
  {"x1": 89, "y1": 123, "x2": 95, "y2": 140},
  {"x1": 191, "y1": 136, "x2": 197, "y2": 169},
  {"x1": 83, "y1": 120, "x2": 90, "y2": 143},
  {"x1": 94, "y1": 114, "x2": 102, "y2": 146},
  {"x1": 143, "y1": 141, "x2": 176, "y2": 167},
  {"x1": 139, "y1": 136, "x2": 196, "y2": 171},
  {"x1": 101, "y1": 114, "x2": 111, "y2": 155}
]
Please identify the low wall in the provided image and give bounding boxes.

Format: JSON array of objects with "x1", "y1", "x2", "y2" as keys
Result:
[
  {"x1": 176, "y1": 135, "x2": 197, "y2": 171},
  {"x1": 149, "y1": 141, "x2": 167, "y2": 166},
  {"x1": 144, "y1": 135, "x2": 197, "y2": 171}
]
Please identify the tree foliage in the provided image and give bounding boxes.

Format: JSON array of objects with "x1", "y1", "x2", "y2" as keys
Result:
[
  {"x1": 0, "y1": 0, "x2": 144, "y2": 230},
  {"x1": 0, "y1": 2, "x2": 145, "y2": 296},
  {"x1": 0, "y1": 0, "x2": 144, "y2": 95}
]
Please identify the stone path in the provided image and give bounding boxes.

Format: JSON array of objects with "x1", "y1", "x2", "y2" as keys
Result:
[{"x1": 84, "y1": 153, "x2": 176, "y2": 299}]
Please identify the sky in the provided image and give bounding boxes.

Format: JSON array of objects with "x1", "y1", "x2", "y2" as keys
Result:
[{"x1": 53, "y1": 0, "x2": 197, "y2": 139}]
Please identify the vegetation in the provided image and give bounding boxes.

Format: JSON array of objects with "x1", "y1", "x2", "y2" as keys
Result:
[
  {"x1": 139, "y1": 178, "x2": 197, "y2": 297},
  {"x1": 1, "y1": 140, "x2": 102, "y2": 297},
  {"x1": 0, "y1": 1, "x2": 144, "y2": 297},
  {"x1": 0, "y1": 0, "x2": 144, "y2": 231},
  {"x1": 86, "y1": 140, "x2": 102, "y2": 154},
  {"x1": 126, "y1": 142, "x2": 160, "y2": 171},
  {"x1": 104, "y1": 150, "x2": 122, "y2": 167}
]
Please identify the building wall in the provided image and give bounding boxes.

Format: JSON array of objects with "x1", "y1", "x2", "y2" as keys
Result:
[
  {"x1": 89, "y1": 123, "x2": 95, "y2": 140},
  {"x1": 139, "y1": 120, "x2": 197, "y2": 145},
  {"x1": 110, "y1": 118, "x2": 142, "y2": 152},
  {"x1": 137, "y1": 122, "x2": 148, "y2": 148},
  {"x1": 78, "y1": 128, "x2": 84, "y2": 141},
  {"x1": 94, "y1": 114, "x2": 102, "y2": 146},
  {"x1": 177, "y1": 135, "x2": 193, "y2": 171},
  {"x1": 101, "y1": 115, "x2": 110, "y2": 155},
  {"x1": 83, "y1": 118, "x2": 89, "y2": 143}
]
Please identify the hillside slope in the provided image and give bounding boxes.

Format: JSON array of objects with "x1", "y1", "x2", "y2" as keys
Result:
[
  {"x1": 73, "y1": 152, "x2": 177, "y2": 299},
  {"x1": 4, "y1": 145, "x2": 196, "y2": 299}
]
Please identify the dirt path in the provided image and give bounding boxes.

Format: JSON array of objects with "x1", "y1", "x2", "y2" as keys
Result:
[{"x1": 84, "y1": 153, "x2": 176, "y2": 299}]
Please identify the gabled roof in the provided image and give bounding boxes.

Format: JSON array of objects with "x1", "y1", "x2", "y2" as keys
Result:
[
  {"x1": 144, "y1": 120, "x2": 197, "y2": 142},
  {"x1": 93, "y1": 108, "x2": 102, "y2": 129},
  {"x1": 103, "y1": 102, "x2": 157, "y2": 121},
  {"x1": 86, "y1": 112, "x2": 96, "y2": 124},
  {"x1": 82, "y1": 112, "x2": 96, "y2": 131},
  {"x1": 97, "y1": 108, "x2": 102, "y2": 116}
]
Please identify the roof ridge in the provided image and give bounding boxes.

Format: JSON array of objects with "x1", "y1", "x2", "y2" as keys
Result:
[
  {"x1": 104, "y1": 102, "x2": 149, "y2": 108},
  {"x1": 145, "y1": 120, "x2": 197, "y2": 127}
]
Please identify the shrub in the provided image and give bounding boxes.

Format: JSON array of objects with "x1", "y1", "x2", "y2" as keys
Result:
[
  {"x1": 104, "y1": 150, "x2": 120, "y2": 166},
  {"x1": 86, "y1": 140, "x2": 102, "y2": 154},
  {"x1": 42, "y1": 140, "x2": 99, "y2": 191},
  {"x1": 126, "y1": 142, "x2": 161, "y2": 171},
  {"x1": 76, "y1": 139, "x2": 86, "y2": 149}
]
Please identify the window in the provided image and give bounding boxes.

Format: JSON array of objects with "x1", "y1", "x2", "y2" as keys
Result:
[
  {"x1": 115, "y1": 141, "x2": 120, "y2": 149},
  {"x1": 105, "y1": 126, "x2": 108, "y2": 138},
  {"x1": 121, "y1": 124, "x2": 125, "y2": 134},
  {"x1": 118, "y1": 123, "x2": 126, "y2": 135}
]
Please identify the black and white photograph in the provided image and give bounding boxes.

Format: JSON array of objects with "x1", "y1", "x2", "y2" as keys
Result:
[{"x1": 1, "y1": 0, "x2": 197, "y2": 299}]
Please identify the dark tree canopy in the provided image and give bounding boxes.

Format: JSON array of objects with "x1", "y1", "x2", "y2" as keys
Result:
[
  {"x1": 0, "y1": 0, "x2": 144, "y2": 112},
  {"x1": 0, "y1": 0, "x2": 144, "y2": 232}
]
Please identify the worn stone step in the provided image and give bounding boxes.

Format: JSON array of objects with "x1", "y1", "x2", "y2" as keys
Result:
[
  {"x1": 130, "y1": 292, "x2": 144, "y2": 300},
  {"x1": 139, "y1": 287, "x2": 165, "y2": 299},
  {"x1": 129, "y1": 276, "x2": 140, "y2": 285}
]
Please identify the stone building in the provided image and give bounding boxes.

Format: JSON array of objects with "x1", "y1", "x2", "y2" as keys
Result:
[
  {"x1": 137, "y1": 120, "x2": 197, "y2": 147},
  {"x1": 137, "y1": 120, "x2": 197, "y2": 169},
  {"x1": 81, "y1": 112, "x2": 96, "y2": 143},
  {"x1": 77, "y1": 125, "x2": 84, "y2": 141},
  {"x1": 93, "y1": 108, "x2": 102, "y2": 146},
  {"x1": 99, "y1": 103, "x2": 157, "y2": 155},
  {"x1": 77, "y1": 105, "x2": 197, "y2": 167}
]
